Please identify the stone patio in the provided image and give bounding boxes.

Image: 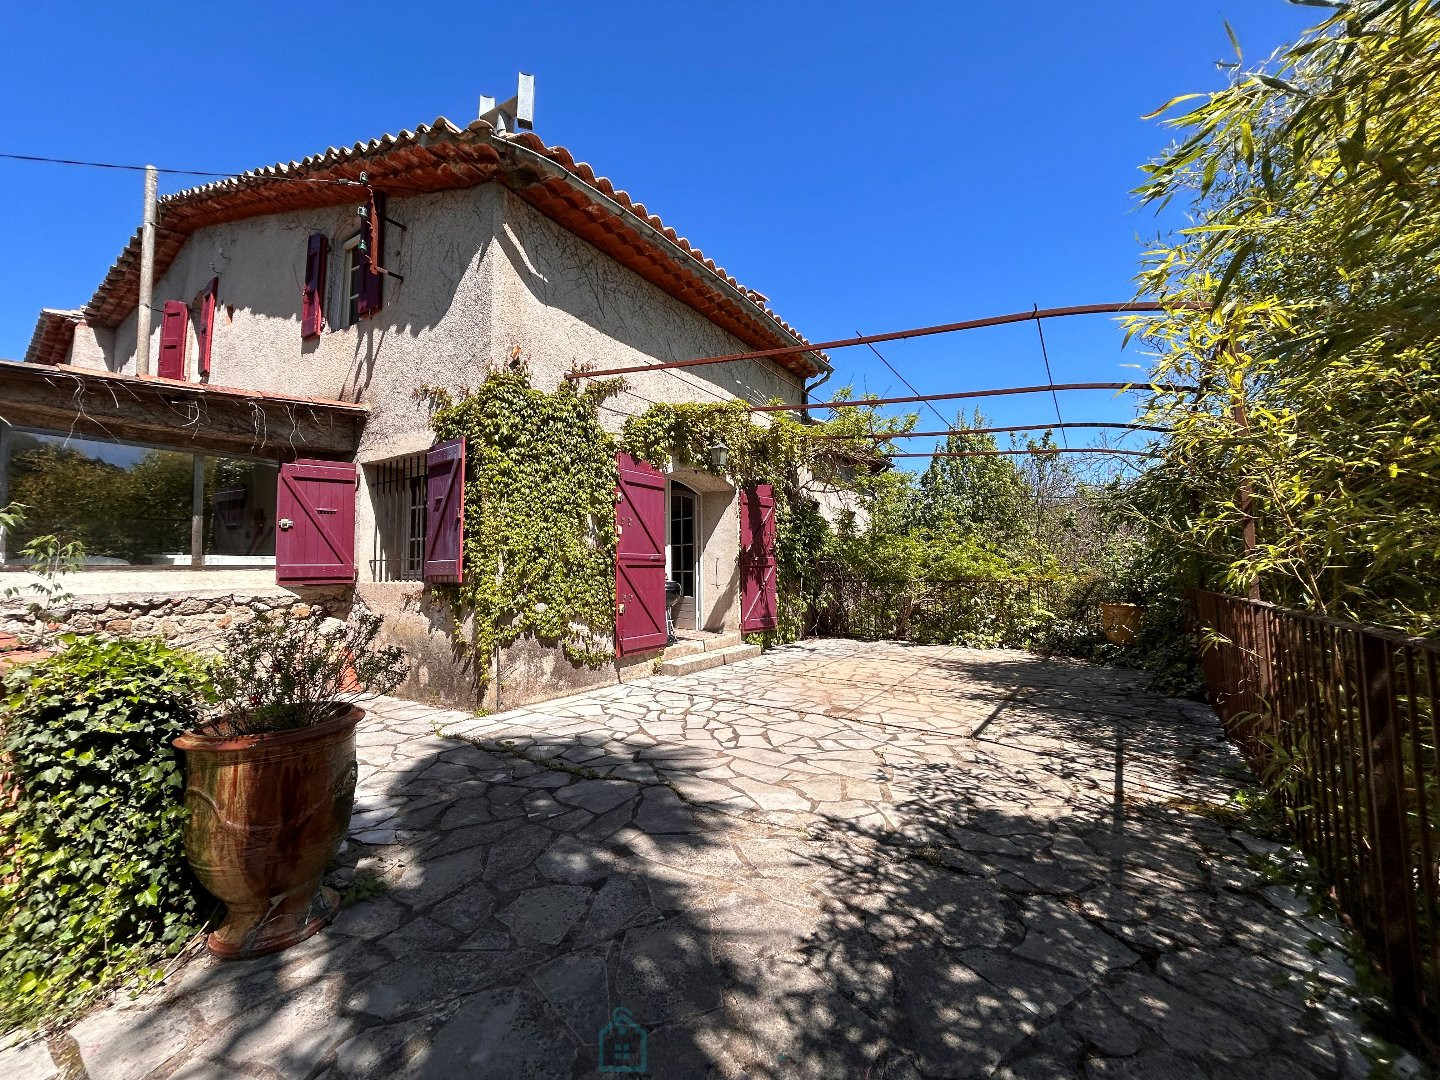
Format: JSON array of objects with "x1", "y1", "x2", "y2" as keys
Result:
[{"x1": 4, "y1": 639, "x2": 1415, "y2": 1079}]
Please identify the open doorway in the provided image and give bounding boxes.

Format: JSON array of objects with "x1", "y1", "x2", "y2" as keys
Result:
[{"x1": 669, "y1": 481, "x2": 699, "y2": 632}]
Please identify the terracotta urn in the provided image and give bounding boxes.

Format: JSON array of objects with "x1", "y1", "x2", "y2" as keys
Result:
[
  {"x1": 1100, "y1": 602, "x2": 1146, "y2": 646},
  {"x1": 174, "y1": 706, "x2": 361, "y2": 959}
]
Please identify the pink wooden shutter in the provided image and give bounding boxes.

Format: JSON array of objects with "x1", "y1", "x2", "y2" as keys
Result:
[
  {"x1": 195, "y1": 278, "x2": 217, "y2": 377},
  {"x1": 356, "y1": 191, "x2": 384, "y2": 318},
  {"x1": 301, "y1": 233, "x2": 328, "y2": 338},
  {"x1": 740, "y1": 483, "x2": 778, "y2": 632},
  {"x1": 276, "y1": 459, "x2": 357, "y2": 585},
  {"x1": 614, "y1": 452, "x2": 667, "y2": 656},
  {"x1": 157, "y1": 300, "x2": 189, "y2": 380},
  {"x1": 424, "y1": 439, "x2": 466, "y2": 583}
]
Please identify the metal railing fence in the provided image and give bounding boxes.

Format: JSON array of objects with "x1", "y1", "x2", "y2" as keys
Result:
[{"x1": 1192, "y1": 590, "x2": 1439, "y2": 1046}]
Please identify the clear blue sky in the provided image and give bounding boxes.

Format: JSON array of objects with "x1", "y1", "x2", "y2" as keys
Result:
[{"x1": 1, "y1": 1, "x2": 1319, "y2": 466}]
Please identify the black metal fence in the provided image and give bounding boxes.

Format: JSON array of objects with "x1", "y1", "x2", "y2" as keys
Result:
[{"x1": 1192, "y1": 590, "x2": 1439, "y2": 1047}]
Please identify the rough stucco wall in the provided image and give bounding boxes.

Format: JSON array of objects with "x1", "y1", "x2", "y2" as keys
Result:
[
  {"x1": 486, "y1": 190, "x2": 808, "y2": 626},
  {"x1": 490, "y1": 190, "x2": 806, "y2": 424},
  {"x1": 64, "y1": 322, "x2": 113, "y2": 370},
  {"x1": 71, "y1": 178, "x2": 816, "y2": 709},
  {"x1": 106, "y1": 185, "x2": 503, "y2": 465}
]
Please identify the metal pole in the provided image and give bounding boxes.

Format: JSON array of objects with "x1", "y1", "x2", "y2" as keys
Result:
[
  {"x1": 881, "y1": 449, "x2": 1151, "y2": 458},
  {"x1": 813, "y1": 421, "x2": 1169, "y2": 440},
  {"x1": 566, "y1": 300, "x2": 1209, "y2": 380},
  {"x1": 749, "y1": 382, "x2": 1196, "y2": 413},
  {"x1": 135, "y1": 165, "x2": 159, "y2": 376}
]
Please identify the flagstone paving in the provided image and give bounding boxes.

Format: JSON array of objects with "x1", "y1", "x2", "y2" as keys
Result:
[{"x1": 6, "y1": 639, "x2": 1424, "y2": 1079}]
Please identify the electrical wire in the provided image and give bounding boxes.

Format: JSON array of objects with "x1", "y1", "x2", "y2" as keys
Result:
[
  {"x1": 858, "y1": 333, "x2": 951, "y2": 430},
  {"x1": 0, "y1": 150, "x2": 371, "y2": 187},
  {"x1": 1033, "y1": 303, "x2": 1067, "y2": 448}
]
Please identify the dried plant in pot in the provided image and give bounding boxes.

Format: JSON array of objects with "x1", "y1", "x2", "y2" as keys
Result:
[{"x1": 174, "y1": 609, "x2": 406, "y2": 959}]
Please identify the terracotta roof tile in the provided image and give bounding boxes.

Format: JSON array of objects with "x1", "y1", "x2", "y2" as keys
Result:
[{"x1": 24, "y1": 308, "x2": 82, "y2": 365}]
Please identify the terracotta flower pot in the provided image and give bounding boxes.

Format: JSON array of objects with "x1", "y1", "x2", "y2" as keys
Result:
[
  {"x1": 1100, "y1": 602, "x2": 1146, "y2": 646},
  {"x1": 174, "y1": 705, "x2": 361, "y2": 959}
]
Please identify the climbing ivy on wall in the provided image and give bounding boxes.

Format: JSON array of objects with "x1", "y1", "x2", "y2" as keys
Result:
[
  {"x1": 426, "y1": 371, "x2": 624, "y2": 680},
  {"x1": 425, "y1": 372, "x2": 897, "y2": 675}
]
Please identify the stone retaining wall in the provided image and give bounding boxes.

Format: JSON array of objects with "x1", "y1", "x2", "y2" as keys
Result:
[{"x1": 0, "y1": 587, "x2": 354, "y2": 653}]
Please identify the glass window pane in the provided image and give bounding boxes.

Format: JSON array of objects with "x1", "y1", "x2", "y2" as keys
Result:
[
  {"x1": 203, "y1": 458, "x2": 278, "y2": 564},
  {"x1": 6, "y1": 432, "x2": 194, "y2": 565}
]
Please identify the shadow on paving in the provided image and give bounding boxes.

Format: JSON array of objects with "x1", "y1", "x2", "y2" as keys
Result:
[{"x1": 62, "y1": 652, "x2": 1375, "y2": 1079}]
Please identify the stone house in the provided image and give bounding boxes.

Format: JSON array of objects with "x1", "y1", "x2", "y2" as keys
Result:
[{"x1": 0, "y1": 117, "x2": 831, "y2": 708}]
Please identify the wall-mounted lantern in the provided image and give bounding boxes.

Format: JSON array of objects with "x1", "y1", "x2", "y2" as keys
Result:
[{"x1": 707, "y1": 438, "x2": 729, "y2": 472}]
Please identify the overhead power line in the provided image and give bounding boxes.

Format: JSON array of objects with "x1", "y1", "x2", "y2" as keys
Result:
[
  {"x1": 858, "y1": 333, "x2": 952, "y2": 429},
  {"x1": 0, "y1": 150, "x2": 367, "y2": 187},
  {"x1": 1032, "y1": 303, "x2": 1068, "y2": 448}
]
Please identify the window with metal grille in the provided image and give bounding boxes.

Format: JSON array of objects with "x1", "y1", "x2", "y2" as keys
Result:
[{"x1": 369, "y1": 454, "x2": 427, "y2": 582}]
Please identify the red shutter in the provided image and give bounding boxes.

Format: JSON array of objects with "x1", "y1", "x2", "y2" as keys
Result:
[
  {"x1": 302, "y1": 233, "x2": 328, "y2": 338},
  {"x1": 614, "y1": 453, "x2": 667, "y2": 656},
  {"x1": 276, "y1": 459, "x2": 357, "y2": 585},
  {"x1": 195, "y1": 278, "x2": 217, "y2": 377},
  {"x1": 740, "y1": 483, "x2": 778, "y2": 632},
  {"x1": 356, "y1": 191, "x2": 385, "y2": 319},
  {"x1": 157, "y1": 300, "x2": 189, "y2": 380},
  {"x1": 424, "y1": 439, "x2": 466, "y2": 583}
]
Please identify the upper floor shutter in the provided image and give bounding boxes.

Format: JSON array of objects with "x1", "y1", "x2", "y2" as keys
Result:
[
  {"x1": 195, "y1": 278, "x2": 217, "y2": 377},
  {"x1": 614, "y1": 453, "x2": 667, "y2": 656},
  {"x1": 424, "y1": 439, "x2": 466, "y2": 583},
  {"x1": 740, "y1": 483, "x2": 778, "y2": 632},
  {"x1": 301, "y1": 233, "x2": 328, "y2": 338},
  {"x1": 356, "y1": 191, "x2": 385, "y2": 319},
  {"x1": 157, "y1": 300, "x2": 189, "y2": 380},
  {"x1": 276, "y1": 459, "x2": 357, "y2": 585}
]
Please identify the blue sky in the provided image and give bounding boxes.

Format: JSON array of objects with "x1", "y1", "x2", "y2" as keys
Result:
[{"x1": 1, "y1": 1, "x2": 1319, "y2": 467}]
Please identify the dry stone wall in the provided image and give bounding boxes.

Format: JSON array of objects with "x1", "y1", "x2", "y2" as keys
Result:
[{"x1": 0, "y1": 587, "x2": 355, "y2": 653}]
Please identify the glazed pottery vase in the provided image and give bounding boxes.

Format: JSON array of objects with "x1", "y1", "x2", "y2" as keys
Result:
[{"x1": 174, "y1": 705, "x2": 360, "y2": 959}]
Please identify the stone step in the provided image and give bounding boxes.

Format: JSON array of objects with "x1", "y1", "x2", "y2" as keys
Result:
[
  {"x1": 660, "y1": 639, "x2": 705, "y2": 661},
  {"x1": 702, "y1": 631, "x2": 744, "y2": 652},
  {"x1": 657, "y1": 642, "x2": 762, "y2": 677}
]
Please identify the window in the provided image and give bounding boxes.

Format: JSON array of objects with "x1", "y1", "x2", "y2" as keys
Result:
[
  {"x1": 369, "y1": 454, "x2": 427, "y2": 582},
  {"x1": 341, "y1": 234, "x2": 365, "y2": 329},
  {"x1": 0, "y1": 429, "x2": 276, "y2": 567},
  {"x1": 669, "y1": 484, "x2": 697, "y2": 597}
]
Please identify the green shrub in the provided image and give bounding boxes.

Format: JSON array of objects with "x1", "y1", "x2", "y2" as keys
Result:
[
  {"x1": 0, "y1": 636, "x2": 212, "y2": 1032},
  {"x1": 209, "y1": 610, "x2": 407, "y2": 735}
]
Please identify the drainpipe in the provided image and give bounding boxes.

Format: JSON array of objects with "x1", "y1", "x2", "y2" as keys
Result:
[
  {"x1": 803, "y1": 352, "x2": 833, "y2": 409},
  {"x1": 134, "y1": 165, "x2": 158, "y2": 376}
]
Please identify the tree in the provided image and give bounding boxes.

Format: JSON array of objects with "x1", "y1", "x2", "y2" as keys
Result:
[{"x1": 1133, "y1": 0, "x2": 1440, "y2": 633}]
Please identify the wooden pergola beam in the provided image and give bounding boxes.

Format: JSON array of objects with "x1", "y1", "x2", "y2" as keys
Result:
[{"x1": 0, "y1": 363, "x2": 366, "y2": 459}]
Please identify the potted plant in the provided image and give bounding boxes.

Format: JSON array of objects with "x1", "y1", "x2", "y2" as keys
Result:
[{"x1": 174, "y1": 609, "x2": 406, "y2": 959}]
